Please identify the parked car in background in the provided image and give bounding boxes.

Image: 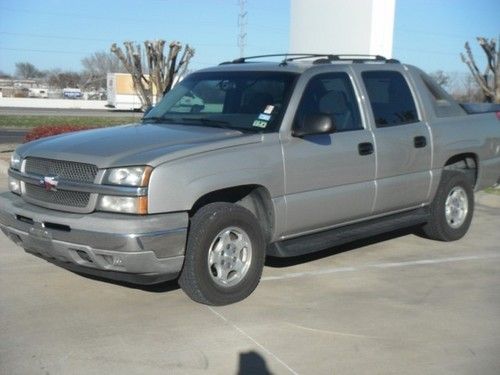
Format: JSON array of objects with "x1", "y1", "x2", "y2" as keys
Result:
[
  {"x1": 28, "y1": 88, "x2": 49, "y2": 98},
  {"x1": 62, "y1": 87, "x2": 82, "y2": 99}
]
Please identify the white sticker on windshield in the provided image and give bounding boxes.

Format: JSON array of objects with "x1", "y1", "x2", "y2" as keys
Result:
[
  {"x1": 263, "y1": 105, "x2": 274, "y2": 114},
  {"x1": 252, "y1": 120, "x2": 268, "y2": 128},
  {"x1": 258, "y1": 113, "x2": 271, "y2": 121}
]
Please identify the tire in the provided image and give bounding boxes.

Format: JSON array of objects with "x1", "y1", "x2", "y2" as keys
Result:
[
  {"x1": 179, "y1": 202, "x2": 266, "y2": 305},
  {"x1": 421, "y1": 170, "x2": 474, "y2": 241}
]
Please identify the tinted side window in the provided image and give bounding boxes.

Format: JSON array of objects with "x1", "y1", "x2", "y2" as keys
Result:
[
  {"x1": 362, "y1": 71, "x2": 419, "y2": 127},
  {"x1": 295, "y1": 73, "x2": 362, "y2": 132},
  {"x1": 420, "y1": 73, "x2": 465, "y2": 118}
]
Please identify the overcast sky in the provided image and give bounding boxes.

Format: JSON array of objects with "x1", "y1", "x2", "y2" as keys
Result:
[{"x1": 0, "y1": 0, "x2": 498, "y2": 75}]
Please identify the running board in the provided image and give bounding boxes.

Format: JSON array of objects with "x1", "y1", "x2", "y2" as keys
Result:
[{"x1": 267, "y1": 207, "x2": 430, "y2": 258}]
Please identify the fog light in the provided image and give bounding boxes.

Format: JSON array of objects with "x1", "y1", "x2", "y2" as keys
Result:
[
  {"x1": 113, "y1": 257, "x2": 123, "y2": 266},
  {"x1": 8, "y1": 176, "x2": 21, "y2": 195}
]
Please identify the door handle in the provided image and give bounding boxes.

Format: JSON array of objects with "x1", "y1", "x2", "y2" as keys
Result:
[
  {"x1": 358, "y1": 142, "x2": 374, "y2": 156},
  {"x1": 414, "y1": 136, "x2": 427, "y2": 148}
]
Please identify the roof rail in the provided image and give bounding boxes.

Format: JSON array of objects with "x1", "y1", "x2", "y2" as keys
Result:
[
  {"x1": 313, "y1": 54, "x2": 400, "y2": 64},
  {"x1": 219, "y1": 53, "x2": 400, "y2": 66},
  {"x1": 219, "y1": 53, "x2": 329, "y2": 65}
]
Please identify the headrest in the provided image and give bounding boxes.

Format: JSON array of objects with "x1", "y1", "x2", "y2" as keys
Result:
[{"x1": 319, "y1": 90, "x2": 349, "y2": 114}]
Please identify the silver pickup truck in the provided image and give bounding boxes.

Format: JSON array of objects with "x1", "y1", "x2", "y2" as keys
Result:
[{"x1": 1, "y1": 54, "x2": 499, "y2": 305}]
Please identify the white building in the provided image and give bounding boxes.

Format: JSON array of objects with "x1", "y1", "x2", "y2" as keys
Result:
[{"x1": 290, "y1": 0, "x2": 396, "y2": 58}]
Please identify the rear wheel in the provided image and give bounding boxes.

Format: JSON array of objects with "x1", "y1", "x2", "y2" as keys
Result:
[
  {"x1": 421, "y1": 170, "x2": 474, "y2": 241},
  {"x1": 179, "y1": 203, "x2": 265, "y2": 305}
]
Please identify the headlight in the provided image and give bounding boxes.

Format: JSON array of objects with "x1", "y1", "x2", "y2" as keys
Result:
[
  {"x1": 8, "y1": 176, "x2": 21, "y2": 195},
  {"x1": 10, "y1": 152, "x2": 21, "y2": 170},
  {"x1": 97, "y1": 195, "x2": 148, "y2": 214},
  {"x1": 102, "y1": 166, "x2": 152, "y2": 187}
]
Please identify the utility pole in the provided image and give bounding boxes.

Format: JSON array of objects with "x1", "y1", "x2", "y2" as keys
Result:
[{"x1": 237, "y1": 0, "x2": 247, "y2": 58}]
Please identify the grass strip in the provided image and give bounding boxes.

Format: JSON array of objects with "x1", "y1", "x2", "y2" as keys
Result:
[
  {"x1": 0, "y1": 115, "x2": 139, "y2": 128},
  {"x1": 484, "y1": 187, "x2": 500, "y2": 196}
]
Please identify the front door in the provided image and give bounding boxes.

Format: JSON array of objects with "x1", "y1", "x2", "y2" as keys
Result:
[{"x1": 282, "y1": 71, "x2": 376, "y2": 236}]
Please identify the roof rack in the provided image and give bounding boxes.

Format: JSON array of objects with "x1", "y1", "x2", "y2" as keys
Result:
[
  {"x1": 219, "y1": 53, "x2": 326, "y2": 65},
  {"x1": 219, "y1": 53, "x2": 400, "y2": 66},
  {"x1": 312, "y1": 54, "x2": 400, "y2": 64}
]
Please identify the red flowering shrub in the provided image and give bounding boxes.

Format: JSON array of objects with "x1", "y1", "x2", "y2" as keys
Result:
[{"x1": 24, "y1": 125, "x2": 99, "y2": 142}]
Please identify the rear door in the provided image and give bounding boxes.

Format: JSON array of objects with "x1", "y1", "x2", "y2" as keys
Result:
[{"x1": 360, "y1": 68, "x2": 432, "y2": 213}]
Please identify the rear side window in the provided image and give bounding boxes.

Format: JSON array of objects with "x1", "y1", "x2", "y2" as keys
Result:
[
  {"x1": 295, "y1": 72, "x2": 362, "y2": 132},
  {"x1": 420, "y1": 73, "x2": 465, "y2": 118},
  {"x1": 362, "y1": 71, "x2": 419, "y2": 127}
]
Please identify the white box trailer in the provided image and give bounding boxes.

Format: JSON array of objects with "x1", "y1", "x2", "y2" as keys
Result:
[{"x1": 107, "y1": 73, "x2": 144, "y2": 111}]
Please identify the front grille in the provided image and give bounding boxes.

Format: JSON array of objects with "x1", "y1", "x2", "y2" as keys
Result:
[
  {"x1": 22, "y1": 157, "x2": 98, "y2": 211},
  {"x1": 25, "y1": 184, "x2": 91, "y2": 208},
  {"x1": 25, "y1": 157, "x2": 98, "y2": 183}
]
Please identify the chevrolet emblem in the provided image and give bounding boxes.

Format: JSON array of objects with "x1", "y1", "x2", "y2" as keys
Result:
[{"x1": 41, "y1": 176, "x2": 59, "y2": 192}]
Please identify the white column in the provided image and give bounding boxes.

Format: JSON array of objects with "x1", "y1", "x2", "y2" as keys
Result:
[{"x1": 290, "y1": 0, "x2": 396, "y2": 58}]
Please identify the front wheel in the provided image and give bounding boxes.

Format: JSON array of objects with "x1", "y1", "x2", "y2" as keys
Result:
[
  {"x1": 179, "y1": 203, "x2": 265, "y2": 305},
  {"x1": 421, "y1": 170, "x2": 474, "y2": 241}
]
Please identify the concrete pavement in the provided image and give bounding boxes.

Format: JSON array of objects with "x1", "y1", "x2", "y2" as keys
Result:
[{"x1": 0, "y1": 176, "x2": 500, "y2": 374}]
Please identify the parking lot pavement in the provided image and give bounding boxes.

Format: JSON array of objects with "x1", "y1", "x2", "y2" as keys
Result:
[{"x1": 1, "y1": 178, "x2": 499, "y2": 374}]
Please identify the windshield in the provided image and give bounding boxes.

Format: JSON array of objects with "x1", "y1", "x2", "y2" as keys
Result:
[{"x1": 143, "y1": 71, "x2": 298, "y2": 133}]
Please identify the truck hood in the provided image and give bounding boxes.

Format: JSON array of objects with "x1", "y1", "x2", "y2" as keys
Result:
[{"x1": 17, "y1": 122, "x2": 262, "y2": 168}]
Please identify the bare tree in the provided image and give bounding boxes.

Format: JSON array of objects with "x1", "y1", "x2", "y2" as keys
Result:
[
  {"x1": 460, "y1": 37, "x2": 499, "y2": 103},
  {"x1": 429, "y1": 70, "x2": 450, "y2": 88},
  {"x1": 81, "y1": 51, "x2": 126, "y2": 90},
  {"x1": 111, "y1": 40, "x2": 195, "y2": 108},
  {"x1": 15, "y1": 62, "x2": 43, "y2": 79},
  {"x1": 450, "y1": 74, "x2": 484, "y2": 103},
  {"x1": 47, "y1": 70, "x2": 82, "y2": 89}
]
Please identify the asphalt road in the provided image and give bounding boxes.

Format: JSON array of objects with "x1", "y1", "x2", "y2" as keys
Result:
[
  {"x1": 0, "y1": 129, "x2": 28, "y2": 144},
  {"x1": 0, "y1": 107, "x2": 143, "y2": 117},
  {"x1": 1, "y1": 171, "x2": 499, "y2": 374}
]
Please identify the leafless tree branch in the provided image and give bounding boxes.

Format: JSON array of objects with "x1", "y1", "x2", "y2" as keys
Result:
[
  {"x1": 461, "y1": 37, "x2": 499, "y2": 103},
  {"x1": 111, "y1": 40, "x2": 195, "y2": 109}
]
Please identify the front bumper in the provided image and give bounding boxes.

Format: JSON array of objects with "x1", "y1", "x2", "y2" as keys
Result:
[{"x1": 0, "y1": 192, "x2": 188, "y2": 284}]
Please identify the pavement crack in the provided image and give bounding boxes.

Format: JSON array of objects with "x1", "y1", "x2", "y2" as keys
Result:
[
  {"x1": 207, "y1": 306, "x2": 299, "y2": 375},
  {"x1": 284, "y1": 322, "x2": 388, "y2": 340}
]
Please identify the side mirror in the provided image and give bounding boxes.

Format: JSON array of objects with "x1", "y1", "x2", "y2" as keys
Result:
[{"x1": 293, "y1": 114, "x2": 336, "y2": 137}]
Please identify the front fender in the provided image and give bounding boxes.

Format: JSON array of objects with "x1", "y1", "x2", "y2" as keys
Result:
[{"x1": 147, "y1": 135, "x2": 284, "y2": 213}]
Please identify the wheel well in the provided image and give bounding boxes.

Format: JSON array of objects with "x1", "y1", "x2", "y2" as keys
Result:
[
  {"x1": 190, "y1": 185, "x2": 274, "y2": 242},
  {"x1": 444, "y1": 153, "x2": 478, "y2": 187}
]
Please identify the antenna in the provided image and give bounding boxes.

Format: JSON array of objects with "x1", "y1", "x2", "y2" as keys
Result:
[{"x1": 237, "y1": 0, "x2": 247, "y2": 58}]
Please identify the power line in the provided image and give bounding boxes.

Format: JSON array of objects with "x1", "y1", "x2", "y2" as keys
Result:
[
  {"x1": 0, "y1": 6, "x2": 255, "y2": 30},
  {"x1": 0, "y1": 31, "x2": 114, "y2": 43},
  {"x1": 0, "y1": 47, "x2": 93, "y2": 55},
  {"x1": 394, "y1": 47, "x2": 461, "y2": 57},
  {"x1": 0, "y1": 47, "x2": 217, "y2": 68},
  {"x1": 395, "y1": 27, "x2": 476, "y2": 40},
  {"x1": 0, "y1": 31, "x2": 237, "y2": 48}
]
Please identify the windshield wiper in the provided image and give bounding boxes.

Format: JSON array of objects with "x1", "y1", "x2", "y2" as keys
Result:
[
  {"x1": 180, "y1": 118, "x2": 257, "y2": 134},
  {"x1": 180, "y1": 117, "x2": 232, "y2": 129},
  {"x1": 143, "y1": 116, "x2": 256, "y2": 133},
  {"x1": 142, "y1": 116, "x2": 178, "y2": 123}
]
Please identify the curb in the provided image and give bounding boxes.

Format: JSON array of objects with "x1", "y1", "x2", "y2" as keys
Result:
[
  {"x1": 0, "y1": 143, "x2": 18, "y2": 153},
  {"x1": 476, "y1": 191, "x2": 500, "y2": 209},
  {"x1": 0, "y1": 159, "x2": 9, "y2": 176},
  {"x1": 0, "y1": 144, "x2": 16, "y2": 177}
]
